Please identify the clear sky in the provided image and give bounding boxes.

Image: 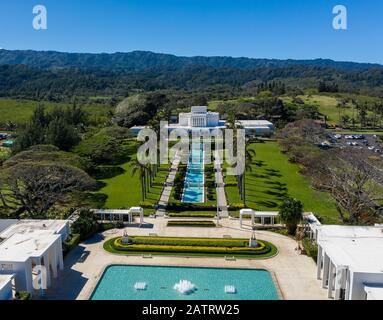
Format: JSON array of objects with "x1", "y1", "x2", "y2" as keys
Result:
[{"x1": 0, "y1": 0, "x2": 382, "y2": 63}]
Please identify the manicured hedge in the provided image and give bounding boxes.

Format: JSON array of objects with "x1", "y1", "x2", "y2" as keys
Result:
[
  {"x1": 112, "y1": 238, "x2": 270, "y2": 255},
  {"x1": 167, "y1": 221, "x2": 216, "y2": 227},
  {"x1": 63, "y1": 233, "x2": 81, "y2": 253},
  {"x1": 125, "y1": 236, "x2": 252, "y2": 247},
  {"x1": 104, "y1": 236, "x2": 278, "y2": 258},
  {"x1": 168, "y1": 212, "x2": 216, "y2": 218}
]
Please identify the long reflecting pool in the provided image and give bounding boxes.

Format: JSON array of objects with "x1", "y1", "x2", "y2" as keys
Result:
[
  {"x1": 182, "y1": 143, "x2": 204, "y2": 203},
  {"x1": 91, "y1": 265, "x2": 280, "y2": 300}
]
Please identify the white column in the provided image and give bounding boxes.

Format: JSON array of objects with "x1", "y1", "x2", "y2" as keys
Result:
[
  {"x1": 334, "y1": 267, "x2": 344, "y2": 300},
  {"x1": 251, "y1": 214, "x2": 254, "y2": 226},
  {"x1": 43, "y1": 253, "x2": 51, "y2": 288},
  {"x1": 51, "y1": 241, "x2": 58, "y2": 278},
  {"x1": 239, "y1": 214, "x2": 242, "y2": 228},
  {"x1": 317, "y1": 245, "x2": 323, "y2": 279},
  {"x1": 322, "y1": 253, "x2": 330, "y2": 288},
  {"x1": 344, "y1": 270, "x2": 351, "y2": 300},
  {"x1": 57, "y1": 240, "x2": 64, "y2": 270},
  {"x1": 25, "y1": 259, "x2": 33, "y2": 295},
  {"x1": 328, "y1": 262, "x2": 334, "y2": 298}
]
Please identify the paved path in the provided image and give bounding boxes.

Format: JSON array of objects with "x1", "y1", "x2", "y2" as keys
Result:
[
  {"x1": 44, "y1": 218, "x2": 328, "y2": 300},
  {"x1": 155, "y1": 155, "x2": 181, "y2": 216},
  {"x1": 214, "y1": 155, "x2": 228, "y2": 218}
]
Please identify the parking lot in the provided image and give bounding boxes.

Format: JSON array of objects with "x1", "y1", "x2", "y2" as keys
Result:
[{"x1": 323, "y1": 133, "x2": 383, "y2": 156}]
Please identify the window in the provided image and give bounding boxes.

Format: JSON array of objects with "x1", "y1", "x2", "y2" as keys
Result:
[{"x1": 1, "y1": 264, "x2": 13, "y2": 272}]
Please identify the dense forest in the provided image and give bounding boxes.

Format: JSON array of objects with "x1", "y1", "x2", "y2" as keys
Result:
[{"x1": 1, "y1": 59, "x2": 383, "y2": 101}]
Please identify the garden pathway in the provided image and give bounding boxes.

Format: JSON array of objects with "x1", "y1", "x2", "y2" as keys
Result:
[
  {"x1": 155, "y1": 154, "x2": 181, "y2": 216},
  {"x1": 214, "y1": 154, "x2": 228, "y2": 217}
]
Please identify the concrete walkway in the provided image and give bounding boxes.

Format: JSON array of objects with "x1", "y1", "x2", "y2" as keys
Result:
[
  {"x1": 43, "y1": 218, "x2": 328, "y2": 300},
  {"x1": 214, "y1": 155, "x2": 228, "y2": 218},
  {"x1": 155, "y1": 155, "x2": 181, "y2": 216}
]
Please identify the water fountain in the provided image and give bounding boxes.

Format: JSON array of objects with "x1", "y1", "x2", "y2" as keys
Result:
[
  {"x1": 224, "y1": 285, "x2": 237, "y2": 294},
  {"x1": 173, "y1": 280, "x2": 197, "y2": 294},
  {"x1": 134, "y1": 282, "x2": 147, "y2": 290}
]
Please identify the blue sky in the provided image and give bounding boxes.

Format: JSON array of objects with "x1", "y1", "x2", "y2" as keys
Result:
[{"x1": 0, "y1": 0, "x2": 382, "y2": 63}]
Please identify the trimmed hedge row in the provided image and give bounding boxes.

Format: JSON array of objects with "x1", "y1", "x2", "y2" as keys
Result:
[
  {"x1": 125, "y1": 236, "x2": 253, "y2": 248},
  {"x1": 167, "y1": 221, "x2": 216, "y2": 227},
  {"x1": 63, "y1": 233, "x2": 81, "y2": 254},
  {"x1": 168, "y1": 212, "x2": 216, "y2": 218},
  {"x1": 112, "y1": 238, "x2": 271, "y2": 255}
]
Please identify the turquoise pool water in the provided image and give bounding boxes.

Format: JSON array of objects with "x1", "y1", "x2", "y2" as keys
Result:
[
  {"x1": 182, "y1": 144, "x2": 204, "y2": 203},
  {"x1": 91, "y1": 265, "x2": 280, "y2": 300}
]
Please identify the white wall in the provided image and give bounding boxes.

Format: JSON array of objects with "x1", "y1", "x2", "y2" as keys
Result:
[
  {"x1": 57, "y1": 222, "x2": 70, "y2": 241},
  {"x1": 0, "y1": 280, "x2": 12, "y2": 300},
  {"x1": 0, "y1": 260, "x2": 33, "y2": 294},
  {"x1": 349, "y1": 272, "x2": 383, "y2": 300}
]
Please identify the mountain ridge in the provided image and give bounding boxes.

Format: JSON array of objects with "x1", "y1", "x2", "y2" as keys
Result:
[{"x1": 0, "y1": 49, "x2": 381, "y2": 72}]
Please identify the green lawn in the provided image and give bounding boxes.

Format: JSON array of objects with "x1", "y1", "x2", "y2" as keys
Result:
[
  {"x1": 97, "y1": 162, "x2": 168, "y2": 211},
  {"x1": 225, "y1": 141, "x2": 340, "y2": 223},
  {"x1": 0, "y1": 98, "x2": 113, "y2": 124}
]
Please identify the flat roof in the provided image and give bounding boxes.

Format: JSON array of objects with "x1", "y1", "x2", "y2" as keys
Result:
[
  {"x1": 0, "y1": 219, "x2": 68, "y2": 240},
  {"x1": 240, "y1": 210, "x2": 278, "y2": 217},
  {"x1": 0, "y1": 232, "x2": 61, "y2": 262},
  {"x1": 237, "y1": 120, "x2": 274, "y2": 126},
  {"x1": 317, "y1": 225, "x2": 383, "y2": 273}
]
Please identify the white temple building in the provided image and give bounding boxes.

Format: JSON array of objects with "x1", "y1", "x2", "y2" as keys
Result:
[
  {"x1": 0, "y1": 219, "x2": 69, "y2": 298},
  {"x1": 178, "y1": 106, "x2": 221, "y2": 128},
  {"x1": 130, "y1": 106, "x2": 274, "y2": 137}
]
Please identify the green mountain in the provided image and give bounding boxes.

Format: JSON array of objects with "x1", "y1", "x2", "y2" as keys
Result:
[{"x1": 0, "y1": 49, "x2": 381, "y2": 72}]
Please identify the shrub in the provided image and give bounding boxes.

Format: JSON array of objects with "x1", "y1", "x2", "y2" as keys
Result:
[
  {"x1": 139, "y1": 201, "x2": 154, "y2": 208},
  {"x1": 120, "y1": 236, "x2": 252, "y2": 248},
  {"x1": 168, "y1": 212, "x2": 216, "y2": 218},
  {"x1": 98, "y1": 221, "x2": 124, "y2": 232},
  {"x1": 167, "y1": 221, "x2": 216, "y2": 227},
  {"x1": 15, "y1": 291, "x2": 31, "y2": 300},
  {"x1": 302, "y1": 238, "x2": 318, "y2": 262},
  {"x1": 63, "y1": 233, "x2": 81, "y2": 253},
  {"x1": 112, "y1": 237, "x2": 271, "y2": 255},
  {"x1": 71, "y1": 209, "x2": 99, "y2": 240}
]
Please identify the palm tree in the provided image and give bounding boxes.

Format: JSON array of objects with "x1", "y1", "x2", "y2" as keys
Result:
[{"x1": 131, "y1": 159, "x2": 148, "y2": 202}]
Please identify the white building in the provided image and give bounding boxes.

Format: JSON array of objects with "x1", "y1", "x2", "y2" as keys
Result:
[
  {"x1": 178, "y1": 106, "x2": 220, "y2": 128},
  {"x1": 130, "y1": 106, "x2": 274, "y2": 136},
  {"x1": 314, "y1": 224, "x2": 383, "y2": 300},
  {"x1": 0, "y1": 219, "x2": 69, "y2": 297},
  {"x1": 237, "y1": 120, "x2": 274, "y2": 137},
  {"x1": 0, "y1": 275, "x2": 14, "y2": 300}
]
